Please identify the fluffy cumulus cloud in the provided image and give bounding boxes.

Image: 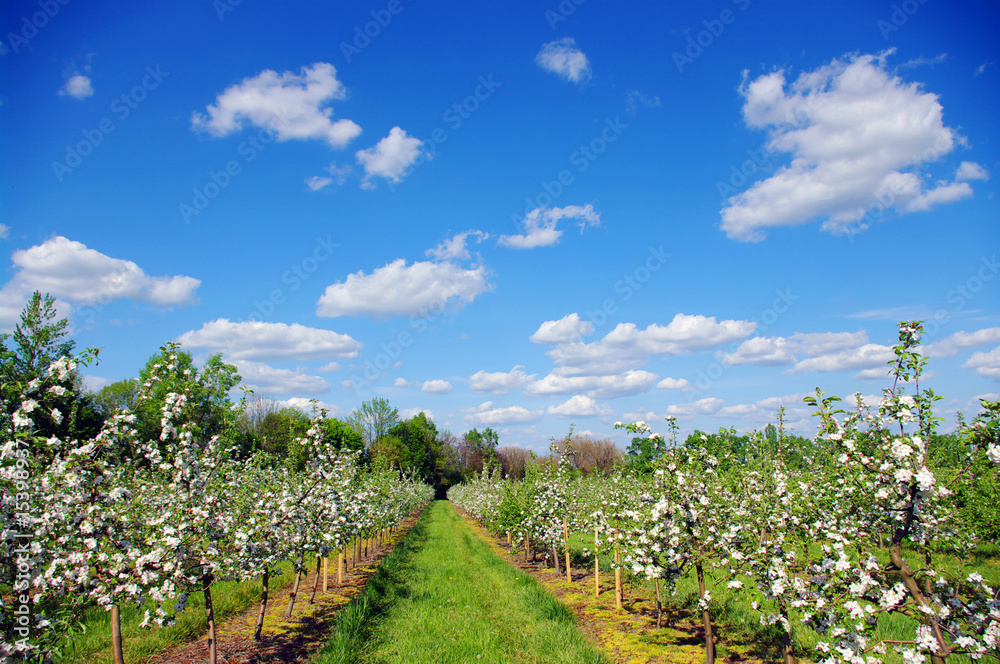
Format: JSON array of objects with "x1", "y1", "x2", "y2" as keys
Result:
[
  {"x1": 59, "y1": 74, "x2": 94, "y2": 99},
  {"x1": 469, "y1": 365, "x2": 536, "y2": 395},
  {"x1": 925, "y1": 328, "x2": 1000, "y2": 357},
  {"x1": 956, "y1": 161, "x2": 990, "y2": 181},
  {"x1": 280, "y1": 397, "x2": 341, "y2": 416},
  {"x1": 233, "y1": 360, "x2": 330, "y2": 395},
  {"x1": 666, "y1": 398, "x2": 724, "y2": 419},
  {"x1": 499, "y1": 205, "x2": 600, "y2": 249},
  {"x1": 962, "y1": 347, "x2": 1000, "y2": 379},
  {"x1": 422, "y1": 379, "x2": 453, "y2": 394},
  {"x1": 0, "y1": 224, "x2": 9, "y2": 240},
  {"x1": 721, "y1": 331, "x2": 869, "y2": 366},
  {"x1": 176, "y1": 319, "x2": 362, "y2": 361},
  {"x1": 530, "y1": 313, "x2": 595, "y2": 345},
  {"x1": 306, "y1": 175, "x2": 333, "y2": 191},
  {"x1": 657, "y1": 377, "x2": 691, "y2": 390},
  {"x1": 789, "y1": 343, "x2": 894, "y2": 374},
  {"x1": 525, "y1": 370, "x2": 658, "y2": 399},
  {"x1": 316, "y1": 259, "x2": 491, "y2": 319},
  {"x1": 722, "y1": 52, "x2": 975, "y2": 242},
  {"x1": 717, "y1": 393, "x2": 810, "y2": 419},
  {"x1": 464, "y1": 401, "x2": 544, "y2": 426},
  {"x1": 0, "y1": 236, "x2": 199, "y2": 329},
  {"x1": 191, "y1": 62, "x2": 361, "y2": 148},
  {"x1": 547, "y1": 394, "x2": 612, "y2": 418},
  {"x1": 426, "y1": 230, "x2": 489, "y2": 261},
  {"x1": 535, "y1": 37, "x2": 592, "y2": 84},
  {"x1": 356, "y1": 127, "x2": 425, "y2": 188},
  {"x1": 546, "y1": 314, "x2": 756, "y2": 377}
]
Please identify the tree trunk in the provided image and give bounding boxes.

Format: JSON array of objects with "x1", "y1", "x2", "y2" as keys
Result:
[
  {"x1": 655, "y1": 578, "x2": 663, "y2": 628},
  {"x1": 594, "y1": 528, "x2": 600, "y2": 598},
  {"x1": 285, "y1": 564, "x2": 303, "y2": 618},
  {"x1": 111, "y1": 605, "x2": 124, "y2": 664},
  {"x1": 696, "y1": 561, "x2": 714, "y2": 664},
  {"x1": 889, "y1": 542, "x2": 950, "y2": 664},
  {"x1": 203, "y1": 573, "x2": 218, "y2": 664},
  {"x1": 563, "y1": 517, "x2": 572, "y2": 582},
  {"x1": 779, "y1": 597, "x2": 795, "y2": 664},
  {"x1": 254, "y1": 568, "x2": 269, "y2": 641},
  {"x1": 614, "y1": 547, "x2": 622, "y2": 610},
  {"x1": 338, "y1": 549, "x2": 344, "y2": 585},
  {"x1": 309, "y1": 554, "x2": 322, "y2": 604},
  {"x1": 552, "y1": 544, "x2": 562, "y2": 575},
  {"x1": 323, "y1": 555, "x2": 328, "y2": 592}
]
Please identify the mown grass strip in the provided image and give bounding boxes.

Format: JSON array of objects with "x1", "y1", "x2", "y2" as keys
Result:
[{"x1": 311, "y1": 500, "x2": 608, "y2": 664}]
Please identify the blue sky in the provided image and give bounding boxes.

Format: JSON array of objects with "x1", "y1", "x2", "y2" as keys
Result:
[{"x1": 1, "y1": 0, "x2": 998, "y2": 452}]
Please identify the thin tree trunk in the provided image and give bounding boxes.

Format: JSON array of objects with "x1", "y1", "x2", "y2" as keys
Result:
[
  {"x1": 594, "y1": 528, "x2": 600, "y2": 598},
  {"x1": 552, "y1": 544, "x2": 562, "y2": 575},
  {"x1": 323, "y1": 555, "x2": 328, "y2": 592},
  {"x1": 696, "y1": 561, "x2": 714, "y2": 664},
  {"x1": 309, "y1": 555, "x2": 322, "y2": 604},
  {"x1": 655, "y1": 578, "x2": 663, "y2": 628},
  {"x1": 563, "y1": 517, "x2": 572, "y2": 582},
  {"x1": 780, "y1": 597, "x2": 795, "y2": 664},
  {"x1": 254, "y1": 568, "x2": 269, "y2": 641},
  {"x1": 338, "y1": 549, "x2": 344, "y2": 585},
  {"x1": 110, "y1": 605, "x2": 124, "y2": 664},
  {"x1": 285, "y1": 565, "x2": 303, "y2": 618},
  {"x1": 203, "y1": 573, "x2": 218, "y2": 664},
  {"x1": 524, "y1": 532, "x2": 530, "y2": 562},
  {"x1": 615, "y1": 547, "x2": 622, "y2": 610}
]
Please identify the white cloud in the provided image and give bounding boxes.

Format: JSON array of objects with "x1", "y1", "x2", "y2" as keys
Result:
[
  {"x1": 59, "y1": 74, "x2": 93, "y2": 99},
  {"x1": 426, "y1": 230, "x2": 489, "y2": 261},
  {"x1": 316, "y1": 259, "x2": 491, "y2": 319},
  {"x1": 469, "y1": 366, "x2": 536, "y2": 395},
  {"x1": 176, "y1": 319, "x2": 362, "y2": 361},
  {"x1": 530, "y1": 313, "x2": 594, "y2": 345},
  {"x1": 789, "y1": 343, "x2": 894, "y2": 373},
  {"x1": 316, "y1": 361, "x2": 341, "y2": 373},
  {"x1": 279, "y1": 397, "x2": 341, "y2": 417},
  {"x1": 465, "y1": 402, "x2": 544, "y2": 426},
  {"x1": 0, "y1": 236, "x2": 199, "y2": 330},
  {"x1": 666, "y1": 398, "x2": 723, "y2": 418},
  {"x1": 956, "y1": 161, "x2": 990, "y2": 181},
  {"x1": 393, "y1": 377, "x2": 415, "y2": 388},
  {"x1": 924, "y1": 328, "x2": 1000, "y2": 357},
  {"x1": 626, "y1": 90, "x2": 661, "y2": 115},
  {"x1": 547, "y1": 314, "x2": 756, "y2": 377},
  {"x1": 0, "y1": 224, "x2": 8, "y2": 240},
  {"x1": 191, "y1": 62, "x2": 361, "y2": 148},
  {"x1": 717, "y1": 393, "x2": 810, "y2": 419},
  {"x1": 962, "y1": 346, "x2": 1000, "y2": 379},
  {"x1": 722, "y1": 52, "x2": 973, "y2": 241},
  {"x1": 306, "y1": 175, "x2": 333, "y2": 191},
  {"x1": 356, "y1": 127, "x2": 425, "y2": 187},
  {"x1": 400, "y1": 407, "x2": 434, "y2": 421},
  {"x1": 234, "y1": 360, "x2": 330, "y2": 395},
  {"x1": 721, "y1": 331, "x2": 869, "y2": 366},
  {"x1": 547, "y1": 395, "x2": 612, "y2": 418},
  {"x1": 422, "y1": 379, "x2": 453, "y2": 394},
  {"x1": 525, "y1": 370, "x2": 658, "y2": 399},
  {"x1": 535, "y1": 37, "x2": 592, "y2": 84},
  {"x1": 657, "y1": 377, "x2": 691, "y2": 390},
  {"x1": 854, "y1": 366, "x2": 892, "y2": 380},
  {"x1": 499, "y1": 205, "x2": 600, "y2": 249}
]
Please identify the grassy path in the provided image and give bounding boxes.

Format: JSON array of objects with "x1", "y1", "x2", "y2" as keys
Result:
[{"x1": 312, "y1": 500, "x2": 608, "y2": 664}]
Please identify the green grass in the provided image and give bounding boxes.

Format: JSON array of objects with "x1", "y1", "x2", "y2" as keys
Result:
[
  {"x1": 52, "y1": 560, "x2": 297, "y2": 664},
  {"x1": 311, "y1": 500, "x2": 609, "y2": 664}
]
